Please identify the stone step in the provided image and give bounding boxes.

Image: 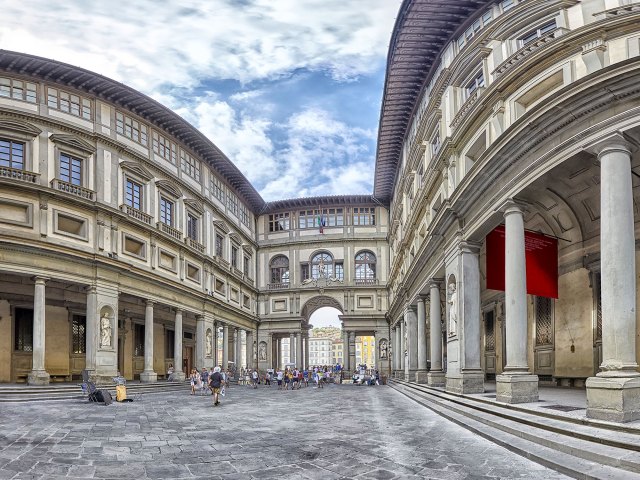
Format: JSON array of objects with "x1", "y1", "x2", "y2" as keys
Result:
[{"x1": 390, "y1": 380, "x2": 640, "y2": 479}]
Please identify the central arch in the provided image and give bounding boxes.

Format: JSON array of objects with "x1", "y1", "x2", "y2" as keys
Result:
[{"x1": 300, "y1": 295, "x2": 344, "y2": 322}]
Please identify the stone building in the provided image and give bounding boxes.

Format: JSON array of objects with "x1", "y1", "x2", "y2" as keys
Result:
[{"x1": 382, "y1": 0, "x2": 640, "y2": 422}]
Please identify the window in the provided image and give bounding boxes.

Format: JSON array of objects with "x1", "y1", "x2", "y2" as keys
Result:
[
  {"x1": 116, "y1": 112, "x2": 148, "y2": 146},
  {"x1": 180, "y1": 150, "x2": 200, "y2": 181},
  {"x1": 269, "y1": 212, "x2": 290, "y2": 232},
  {"x1": 502, "y1": 0, "x2": 515, "y2": 11},
  {"x1": 14, "y1": 308, "x2": 33, "y2": 351},
  {"x1": 211, "y1": 175, "x2": 225, "y2": 202},
  {"x1": 301, "y1": 263, "x2": 310, "y2": 281},
  {"x1": 311, "y1": 252, "x2": 333, "y2": 279},
  {"x1": 227, "y1": 191, "x2": 238, "y2": 216},
  {"x1": 465, "y1": 71, "x2": 485, "y2": 99},
  {"x1": 299, "y1": 209, "x2": 344, "y2": 229},
  {"x1": 243, "y1": 255, "x2": 250, "y2": 276},
  {"x1": 456, "y1": 9, "x2": 493, "y2": 50},
  {"x1": 231, "y1": 245, "x2": 239, "y2": 268},
  {"x1": 239, "y1": 204, "x2": 250, "y2": 227},
  {"x1": 187, "y1": 213, "x2": 199, "y2": 241},
  {"x1": 353, "y1": 207, "x2": 376, "y2": 226},
  {"x1": 125, "y1": 179, "x2": 143, "y2": 210},
  {"x1": 520, "y1": 20, "x2": 557, "y2": 46},
  {"x1": 431, "y1": 132, "x2": 441, "y2": 156},
  {"x1": 59, "y1": 153, "x2": 82, "y2": 186},
  {"x1": 47, "y1": 88, "x2": 91, "y2": 119},
  {"x1": 152, "y1": 131, "x2": 177, "y2": 164},
  {"x1": 355, "y1": 251, "x2": 376, "y2": 282},
  {"x1": 215, "y1": 233, "x2": 224, "y2": 257},
  {"x1": 0, "y1": 78, "x2": 36, "y2": 103},
  {"x1": 72, "y1": 314, "x2": 86, "y2": 354},
  {"x1": 0, "y1": 139, "x2": 24, "y2": 170},
  {"x1": 335, "y1": 262, "x2": 344, "y2": 281},
  {"x1": 270, "y1": 255, "x2": 290, "y2": 284},
  {"x1": 134, "y1": 323, "x2": 145, "y2": 356},
  {"x1": 298, "y1": 210, "x2": 315, "y2": 229},
  {"x1": 159, "y1": 196, "x2": 174, "y2": 226}
]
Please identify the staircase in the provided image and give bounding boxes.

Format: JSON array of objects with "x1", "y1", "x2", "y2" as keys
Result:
[
  {"x1": 389, "y1": 378, "x2": 640, "y2": 480},
  {"x1": 0, "y1": 381, "x2": 188, "y2": 402}
]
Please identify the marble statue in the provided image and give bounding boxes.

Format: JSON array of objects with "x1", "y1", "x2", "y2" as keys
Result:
[
  {"x1": 206, "y1": 329, "x2": 212, "y2": 357},
  {"x1": 100, "y1": 314, "x2": 112, "y2": 347},
  {"x1": 448, "y1": 282, "x2": 458, "y2": 336},
  {"x1": 380, "y1": 339, "x2": 388, "y2": 359},
  {"x1": 259, "y1": 342, "x2": 267, "y2": 361}
]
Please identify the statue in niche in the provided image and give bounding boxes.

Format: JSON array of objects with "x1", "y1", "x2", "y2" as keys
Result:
[
  {"x1": 379, "y1": 339, "x2": 388, "y2": 359},
  {"x1": 259, "y1": 342, "x2": 267, "y2": 361},
  {"x1": 448, "y1": 282, "x2": 458, "y2": 336},
  {"x1": 100, "y1": 314, "x2": 112, "y2": 347},
  {"x1": 206, "y1": 330, "x2": 212, "y2": 357}
]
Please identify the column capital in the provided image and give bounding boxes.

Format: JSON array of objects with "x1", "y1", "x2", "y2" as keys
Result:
[
  {"x1": 428, "y1": 278, "x2": 443, "y2": 289},
  {"x1": 175, "y1": 308, "x2": 183, "y2": 316},
  {"x1": 32, "y1": 276, "x2": 49, "y2": 284},
  {"x1": 195, "y1": 314, "x2": 204, "y2": 321},
  {"x1": 459, "y1": 240, "x2": 482, "y2": 255},
  {"x1": 85, "y1": 285, "x2": 97, "y2": 294},
  {"x1": 497, "y1": 198, "x2": 527, "y2": 217},
  {"x1": 587, "y1": 132, "x2": 635, "y2": 157},
  {"x1": 146, "y1": 299, "x2": 154, "y2": 307}
]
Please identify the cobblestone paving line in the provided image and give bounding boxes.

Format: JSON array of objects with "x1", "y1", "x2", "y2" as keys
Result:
[{"x1": 0, "y1": 384, "x2": 569, "y2": 479}]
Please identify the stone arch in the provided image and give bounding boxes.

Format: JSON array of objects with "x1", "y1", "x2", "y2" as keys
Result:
[{"x1": 300, "y1": 295, "x2": 344, "y2": 322}]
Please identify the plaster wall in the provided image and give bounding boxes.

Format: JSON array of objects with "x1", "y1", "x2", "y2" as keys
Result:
[{"x1": 44, "y1": 306, "x2": 70, "y2": 376}]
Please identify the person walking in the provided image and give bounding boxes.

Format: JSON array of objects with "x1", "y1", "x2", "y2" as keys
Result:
[
  {"x1": 276, "y1": 369, "x2": 283, "y2": 390},
  {"x1": 252, "y1": 369, "x2": 259, "y2": 389},
  {"x1": 200, "y1": 368, "x2": 209, "y2": 396},
  {"x1": 190, "y1": 369, "x2": 198, "y2": 395},
  {"x1": 210, "y1": 366, "x2": 223, "y2": 406}
]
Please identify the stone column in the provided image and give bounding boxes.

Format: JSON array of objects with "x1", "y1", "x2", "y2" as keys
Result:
[
  {"x1": 400, "y1": 319, "x2": 406, "y2": 375},
  {"x1": 497, "y1": 201, "x2": 538, "y2": 403},
  {"x1": 349, "y1": 331, "x2": 356, "y2": 371},
  {"x1": 235, "y1": 328, "x2": 242, "y2": 375},
  {"x1": 266, "y1": 332, "x2": 273, "y2": 369},
  {"x1": 222, "y1": 324, "x2": 229, "y2": 369},
  {"x1": 304, "y1": 335, "x2": 310, "y2": 370},
  {"x1": 28, "y1": 276, "x2": 50, "y2": 385},
  {"x1": 140, "y1": 300, "x2": 157, "y2": 382},
  {"x1": 390, "y1": 328, "x2": 395, "y2": 373},
  {"x1": 428, "y1": 281, "x2": 445, "y2": 386},
  {"x1": 296, "y1": 332, "x2": 303, "y2": 369},
  {"x1": 246, "y1": 330, "x2": 254, "y2": 370},
  {"x1": 343, "y1": 330, "x2": 350, "y2": 371},
  {"x1": 587, "y1": 135, "x2": 640, "y2": 422},
  {"x1": 393, "y1": 325, "x2": 399, "y2": 376},
  {"x1": 288, "y1": 333, "x2": 294, "y2": 366},
  {"x1": 195, "y1": 315, "x2": 205, "y2": 371},
  {"x1": 416, "y1": 297, "x2": 428, "y2": 383},
  {"x1": 173, "y1": 310, "x2": 185, "y2": 381},
  {"x1": 405, "y1": 307, "x2": 418, "y2": 381},
  {"x1": 84, "y1": 286, "x2": 97, "y2": 374}
]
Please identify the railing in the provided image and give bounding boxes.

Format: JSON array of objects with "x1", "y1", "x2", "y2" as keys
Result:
[
  {"x1": 268, "y1": 282, "x2": 290, "y2": 290},
  {"x1": 493, "y1": 33, "x2": 557, "y2": 78},
  {"x1": 120, "y1": 204, "x2": 152, "y2": 225},
  {"x1": 594, "y1": 3, "x2": 640, "y2": 19},
  {"x1": 0, "y1": 166, "x2": 38, "y2": 184},
  {"x1": 157, "y1": 221, "x2": 182, "y2": 240},
  {"x1": 51, "y1": 179, "x2": 95, "y2": 201},
  {"x1": 185, "y1": 237, "x2": 205, "y2": 254},
  {"x1": 355, "y1": 278, "x2": 377, "y2": 286}
]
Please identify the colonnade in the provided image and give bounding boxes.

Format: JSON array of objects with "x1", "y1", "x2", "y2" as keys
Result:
[{"x1": 390, "y1": 135, "x2": 640, "y2": 422}]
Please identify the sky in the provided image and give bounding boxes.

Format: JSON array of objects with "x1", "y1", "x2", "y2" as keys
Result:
[{"x1": 0, "y1": 0, "x2": 402, "y2": 201}]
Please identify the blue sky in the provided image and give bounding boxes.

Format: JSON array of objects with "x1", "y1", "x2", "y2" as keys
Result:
[{"x1": 0, "y1": 0, "x2": 402, "y2": 201}]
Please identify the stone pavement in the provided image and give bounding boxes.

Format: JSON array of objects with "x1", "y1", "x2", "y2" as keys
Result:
[{"x1": 0, "y1": 383, "x2": 569, "y2": 479}]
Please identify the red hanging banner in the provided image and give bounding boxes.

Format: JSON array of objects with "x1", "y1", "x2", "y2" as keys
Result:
[{"x1": 486, "y1": 225, "x2": 558, "y2": 299}]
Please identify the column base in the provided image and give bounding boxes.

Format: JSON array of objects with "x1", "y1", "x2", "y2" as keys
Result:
[
  {"x1": 27, "y1": 370, "x2": 50, "y2": 386},
  {"x1": 446, "y1": 371, "x2": 484, "y2": 394},
  {"x1": 496, "y1": 373, "x2": 539, "y2": 404},
  {"x1": 427, "y1": 371, "x2": 446, "y2": 387},
  {"x1": 170, "y1": 372, "x2": 186, "y2": 382},
  {"x1": 139, "y1": 371, "x2": 158, "y2": 383},
  {"x1": 415, "y1": 370, "x2": 429, "y2": 384},
  {"x1": 404, "y1": 369, "x2": 418, "y2": 382},
  {"x1": 586, "y1": 374, "x2": 640, "y2": 423}
]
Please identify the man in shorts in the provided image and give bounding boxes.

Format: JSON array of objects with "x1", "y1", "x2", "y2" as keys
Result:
[
  {"x1": 252, "y1": 369, "x2": 259, "y2": 389},
  {"x1": 210, "y1": 366, "x2": 223, "y2": 406}
]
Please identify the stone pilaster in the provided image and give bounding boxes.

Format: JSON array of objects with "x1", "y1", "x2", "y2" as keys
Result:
[
  {"x1": 28, "y1": 276, "x2": 50, "y2": 385},
  {"x1": 405, "y1": 307, "x2": 418, "y2": 381},
  {"x1": 416, "y1": 296, "x2": 428, "y2": 383},
  {"x1": 427, "y1": 280, "x2": 445, "y2": 387},
  {"x1": 173, "y1": 310, "x2": 185, "y2": 381},
  {"x1": 222, "y1": 324, "x2": 229, "y2": 369},
  {"x1": 140, "y1": 300, "x2": 157, "y2": 383}
]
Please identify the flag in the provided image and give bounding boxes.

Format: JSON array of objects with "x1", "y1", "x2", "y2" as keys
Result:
[{"x1": 317, "y1": 212, "x2": 326, "y2": 234}]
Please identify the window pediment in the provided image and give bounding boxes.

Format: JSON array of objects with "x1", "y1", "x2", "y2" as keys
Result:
[
  {"x1": 0, "y1": 118, "x2": 42, "y2": 138},
  {"x1": 241, "y1": 243, "x2": 252, "y2": 254},
  {"x1": 213, "y1": 219, "x2": 230, "y2": 233},
  {"x1": 156, "y1": 179, "x2": 182, "y2": 198},
  {"x1": 120, "y1": 161, "x2": 153, "y2": 181},
  {"x1": 184, "y1": 198, "x2": 204, "y2": 214},
  {"x1": 49, "y1": 133, "x2": 96, "y2": 155},
  {"x1": 229, "y1": 232, "x2": 242, "y2": 244}
]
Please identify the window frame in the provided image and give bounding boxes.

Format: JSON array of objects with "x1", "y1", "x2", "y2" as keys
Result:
[
  {"x1": 58, "y1": 151, "x2": 84, "y2": 186},
  {"x1": 47, "y1": 87, "x2": 92, "y2": 120},
  {"x1": 116, "y1": 111, "x2": 148, "y2": 146},
  {"x1": 186, "y1": 211, "x2": 200, "y2": 242},
  {"x1": 0, "y1": 77, "x2": 37, "y2": 103},
  {"x1": 0, "y1": 138, "x2": 26, "y2": 170},
  {"x1": 269, "y1": 212, "x2": 290, "y2": 232},
  {"x1": 180, "y1": 149, "x2": 200, "y2": 181},
  {"x1": 355, "y1": 251, "x2": 377, "y2": 282},
  {"x1": 270, "y1": 255, "x2": 290, "y2": 285},
  {"x1": 519, "y1": 20, "x2": 557, "y2": 47},
  {"x1": 152, "y1": 130, "x2": 178, "y2": 164},
  {"x1": 125, "y1": 177, "x2": 144, "y2": 211},
  {"x1": 159, "y1": 195, "x2": 175, "y2": 227}
]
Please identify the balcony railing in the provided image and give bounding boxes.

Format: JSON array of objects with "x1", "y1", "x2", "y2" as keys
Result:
[
  {"x1": 120, "y1": 204, "x2": 152, "y2": 225},
  {"x1": 157, "y1": 221, "x2": 182, "y2": 240},
  {"x1": 268, "y1": 282, "x2": 290, "y2": 290},
  {"x1": 185, "y1": 236, "x2": 205, "y2": 254},
  {"x1": 51, "y1": 179, "x2": 95, "y2": 201},
  {"x1": 0, "y1": 166, "x2": 39, "y2": 184},
  {"x1": 355, "y1": 278, "x2": 377, "y2": 286}
]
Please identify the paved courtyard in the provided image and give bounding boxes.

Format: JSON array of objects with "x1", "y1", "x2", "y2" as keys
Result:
[{"x1": 0, "y1": 383, "x2": 568, "y2": 479}]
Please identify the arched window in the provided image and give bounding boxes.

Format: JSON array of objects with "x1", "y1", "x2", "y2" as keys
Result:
[
  {"x1": 355, "y1": 251, "x2": 376, "y2": 284},
  {"x1": 311, "y1": 252, "x2": 333, "y2": 279},
  {"x1": 270, "y1": 255, "x2": 289, "y2": 287}
]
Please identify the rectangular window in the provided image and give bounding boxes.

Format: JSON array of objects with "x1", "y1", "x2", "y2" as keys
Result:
[
  {"x1": 180, "y1": 150, "x2": 200, "y2": 181},
  {"x1": 0, "y1": 78, "x2": 37, "y2": 103},
  {"x1": 134, "y1": 323, "x2": 145, "y2": 357},
  {"x1": 269, "y1": 212, "x2": 290, "y2": 232},
  {"x1": 231, "y1": 245, "x2": 238, "y2": 268},
  {"x1": 298, "y1": 210, "x2": 313, "y2": 229},
  {"x1": 520, "y1": 20, "x2": 557, "y2": 46},
  {"x1": 116, "y1": 112, "x2": 148, "y2": 146},
  {"x1": 47, "y1": 88, "x2": 91, "y2": 119},
  {"x1": 59, "y1": 153, "x2": 82, "y2": 186},
  {"x1": 227, "y1": 191, "x2": 238, "y2": 216},
  {"x1": 353, "y1": 207, "x2": 376, "y2": 226},
  {"x1": 152, "y1": 131, "x2": 177, "y2": 164},
  {"x1": 187, "y1": 213, "x2": 199, "y2": 241},
  {"x1": 335, "y1": 262, "x2": 344, "y2": 281},
  {"x1": 14, "y1": 308, "x2": 33, "y2": 352},
  {"x1": 239, "y1": 204, "x2": 250, "y2": 227},
  {"x1": 125, "y1": 179, "x2": 143, "y2": 210},
  {"x1": 215, "y1": 233, "x2": 224, "y2": 257},
  {"x1": 159, "y1": 196, "x2": 174, "y2": 226},
  {"x1": 243, "y1": 255, "x2": 250, "y2": 276},
  {"x1": 211, "y1": 175, "x2": 225, "y2": 202},
  {"x1": 465, "y1": 71, "x2": 485, "y2": 98},
  {"x1": 301, "y1": 263, "x2": 310, "y2": 281},
  {"x1": 0, "y1": 139, "x2": 25, "y2": 170},
  {"x1": 502, "y1": 0, "x2": 515, "y2": 11},
  {"x1": 72, "y1": 314, "x2": 86, "y2": 354}
]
